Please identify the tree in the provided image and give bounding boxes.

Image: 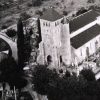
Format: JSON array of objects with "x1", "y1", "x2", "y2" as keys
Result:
[
  {"x1": 32, "y1": 65, "x2": 100, "y2": 100},
  {"x1": 63, "y1": 70, "x2": 71, "y2": 79},
  {"x1": 87, "y1": 0, "x2": 95, "y2": 3},
  {"x1": 80, "y1": 68, "x2": 96, "y2": 81},
  {"x1": 6, "y1": 29, "x2": 17, "y2": 38},
  {"x1": 35, "y1": 10, "x2": 43, "y2": 16},
  {"x1": 0, "y1": 56, "x2": 27, "y2": 96},
  {"x1": 32, "y1": 65, "x2": 60, "y2": 95},
  {"x1": 20, "y1": 12, "x2": 31, "y2": 21},
  {"x1": 24, "y1": 33, "x2": 32, "y2": 62},
  {"x1": 32, "y1": 65, "x2": 50, "y2": 95},
  {"x1": 8, "y1": 70, "x2": 27, "y2": 90},
  {"x1": 76, "y1": 7, "x2": 88, "y2": 16},
  {"x1": 32, "y1": 0, "x2": 42, "y2": 6},
  {"x1": 17, "y1": 18, "x2": 25, "y2": 70},
  {"x1": 63, "y1": 11, "x2": 68, "y2": 15},
  {"x1": 0, "y1": 56, "x2": 18, "y2": 84}
]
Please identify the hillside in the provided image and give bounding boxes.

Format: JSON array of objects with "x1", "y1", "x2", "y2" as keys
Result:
[{"x1": 0, "y1": 0, "x2": 100, "y2": 30}]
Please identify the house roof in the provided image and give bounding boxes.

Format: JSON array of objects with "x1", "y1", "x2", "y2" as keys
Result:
[
  {"x1": 71, "y1": 24, "x2": 100, "y2": 49},
  {"x1": 69, "y1": 10, "x2": 99, "y2": 33},
  {"x1": 40, "y1": 8, "x2": 63, "y2": 21}
]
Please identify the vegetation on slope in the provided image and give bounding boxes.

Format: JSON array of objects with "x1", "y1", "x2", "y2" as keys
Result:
[
  {"x1": 0, "y1": 0, "x2": 100, "y2": 30},
  {"x1": 32, "y1": 65, "x2": 100, "y2": 100}
]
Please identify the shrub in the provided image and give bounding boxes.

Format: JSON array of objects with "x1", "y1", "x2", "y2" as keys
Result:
[
  {"x1": 35, "y1": 10, "x2": 43, "y2": 16},
  {"x1": 27, "y1": 2, "x2": 33, "y2": 7},
  {"x1": 63, "y1": 11, "x2": 68, "y2": 15},
  {"x1": 80, "y1": 68, "x2": 96, "y2": 81},
  {"x1": 32, "y1": 0, "x2": 42, "y2": 6},
  {"x1": 6, "y1": 29, "x2": 16, "y2": 37},
  {"x1": 32, "y1": 65, "x2": 50, "y2": 95},
  {"x1": 32, "y1": 66, "x2": 100, "y2": 100},
  {"x1": 1, "y1": 25, "x2": 8, "y2": 30},
  {"x1": 32, "y1": 65, "x2": 59, "y2": 95},
  {"x1": 76, "y1": 7, "x2": 88, "y2": 16},
  {"x1": 20, "y1": 12, "x2": 31, "y2": 21},
  {"x1": 42, "y1": 8, "x2": 46, "y2": 12},
  {"x1": 71, "y1": 1, "x2": 74, "y2": 5},
  {"x1": 87, "y1": 0, "x2": 95, "y2": 3}
]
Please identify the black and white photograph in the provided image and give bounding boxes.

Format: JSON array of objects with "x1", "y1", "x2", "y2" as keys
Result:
[{"x1": 1, "y1": 0, "x2": 100, "y2": 100}]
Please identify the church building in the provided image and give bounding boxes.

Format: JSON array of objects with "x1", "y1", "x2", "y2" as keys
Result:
[{"x1": 37, "y1": 8, "x2": 100, "y2": 69}]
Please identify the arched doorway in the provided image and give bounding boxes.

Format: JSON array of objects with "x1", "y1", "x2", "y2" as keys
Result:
[{"x1": 47, "y1": 55, "x2": 52, "y2": 65}]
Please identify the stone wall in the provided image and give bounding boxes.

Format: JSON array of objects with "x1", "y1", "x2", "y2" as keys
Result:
[{"x1": 60, "y1": 21, "x2": 71, "y2": 66}]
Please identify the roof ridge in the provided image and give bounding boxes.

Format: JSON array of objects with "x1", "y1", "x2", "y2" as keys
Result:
[{"x1": 71, "y1": 10, "x2": 92, "y2": 21}]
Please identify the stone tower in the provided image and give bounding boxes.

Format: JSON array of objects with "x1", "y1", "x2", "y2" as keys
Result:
[
  {"x1": 37, "y1": 8, "x2": 63, "y2": 68},
  {"x1": 37, "y1": 8, "x2": 71, "y2": 69}
]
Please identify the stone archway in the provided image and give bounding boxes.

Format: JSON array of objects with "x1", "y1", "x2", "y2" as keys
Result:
[{"x1": 47, "y1": 55, "x2": 52, "y2": 65}]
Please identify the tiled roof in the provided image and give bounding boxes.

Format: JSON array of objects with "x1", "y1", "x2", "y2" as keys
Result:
[
  {"x1": 69, "y1": 10, "x2": 99, "y2": 33},
  {"x1": 71, "y1": 24, "x2": 100, "y2": 49},
  {"x1": 40, "y1": 8, "x2": 63, "y2": 21}
]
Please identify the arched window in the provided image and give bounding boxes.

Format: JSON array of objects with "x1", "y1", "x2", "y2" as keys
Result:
[
  {"x1": 86, "y1": 47, "x2": 89, "y2": 58},
  {"x1": 95, "y1": 40, "x2": 98, "y2": 51},
  {"x1": 43, "y1": 22, "x2": 45, "y2": 26},
  {"x1": 46, "y1": 22, "x2": 48, "y2": 26}
]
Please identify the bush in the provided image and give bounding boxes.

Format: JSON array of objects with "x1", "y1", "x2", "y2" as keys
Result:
[
  {"x1": 63, "y1": 11, "x2": 68, "y2": 15},
  {"x1": 35, "y1": 10, "x2": 43, "y2": 16},
  {"x1": 1, "y1": 25, "x2": 8, "y2": 30},
  {"x1": 32, "y1": 65, "x2": 59, "y2": 95},
  {"x1": 27, "y1": 2, "x2": 33, "y2": 7},
  {"x1": 87, "y1": 0, "x2": 95, "y2": 3},
  {"x1": 23, "y1": 34, "x2": 32, "y2": 62},
  {"x1": 32, "y1": 66, "x2": 100, "y2": 100},
  {"x1": 80, "y1": 68, "x2": 96, "y2": 81},
  {"x1": 32, "y1": 0, "x2": 42, "y2": 6},
  {"x1": 6, "y1": 29, "x2": 16, "y2": 37},
  {"x1": 71, "y1": 1, "x2": 74, "y2": 5},
  {"x1": 19, "y1": 92, "x2": 33, "y2": 100},
  {"x1": 76, "y1": 7, "x2": 88, "y2": 16},
  {"x1": 20, "y1": 12, "x2": 31, "y2": 21}
]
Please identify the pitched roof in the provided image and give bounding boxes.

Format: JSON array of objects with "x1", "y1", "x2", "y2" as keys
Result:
[
  {"x1": 71, "y1": 24, "x2": 100, "y2": 49},
  {"x1": 40, "y1": 8, "x2": 63, "y2": 21},
  {"x1": 69, "y1": 10, "x2": 99, "y2": 33}
]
